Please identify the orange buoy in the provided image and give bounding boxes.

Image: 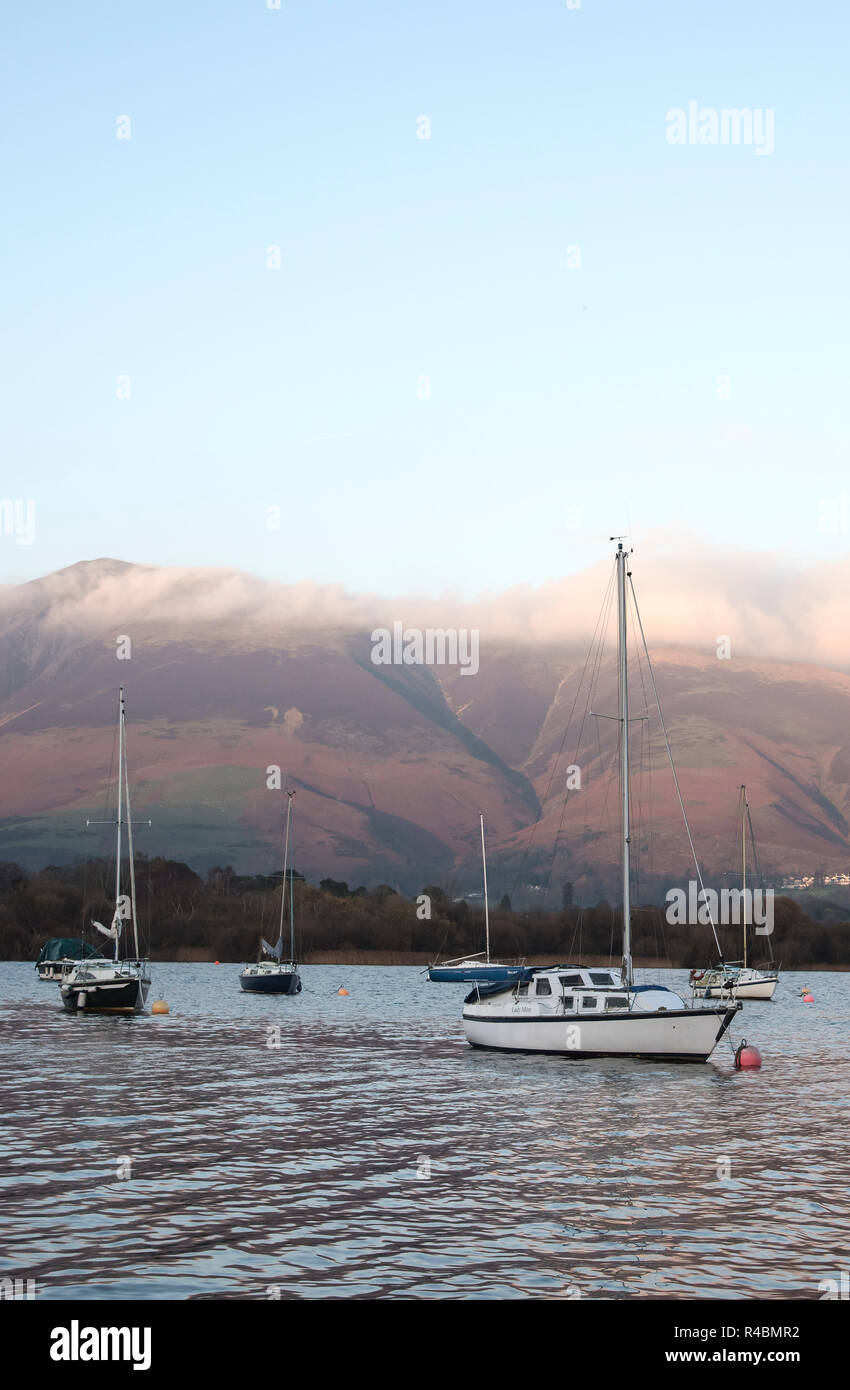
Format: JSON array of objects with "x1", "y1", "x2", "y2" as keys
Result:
[
  {"x1": 734, "y1": 1038, "x2": 762, "y2": 1070},
  {"x1": 151, "y1": 1000, "x2": 169, "y2": 1015},
  {"x1": 337, "y1": 987, "x2": 349, "y2": 996}
]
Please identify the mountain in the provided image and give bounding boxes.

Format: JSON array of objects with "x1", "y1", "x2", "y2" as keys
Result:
[{"x1": 0, "y1": 558, "x2": 848, "y2": 900}]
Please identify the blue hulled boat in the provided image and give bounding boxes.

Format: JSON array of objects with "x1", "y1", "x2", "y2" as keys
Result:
[
  {"x1": 428, "y1": 957, "x2": 527, "y2": 984},
  {"x1": 427, "y1": 815, "x2": 525, "y2": 984}
]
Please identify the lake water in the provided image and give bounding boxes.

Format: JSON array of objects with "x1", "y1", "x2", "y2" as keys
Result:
[{"x1": 1, "y1": 963, "x2": 847, "y2": 1300}]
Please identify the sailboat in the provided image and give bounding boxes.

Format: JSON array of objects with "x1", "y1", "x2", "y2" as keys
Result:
[
  {"x1": 35, "y1": 937, "x2": 99, "y2": 982},
  {"x1": 60, "y1": 688, "x2": 151, "y2": 1014},
  {"x1": 427, "y1": 814, "x2": 526, "y2": 983},
  {"x1": 690, "y1": 786, "x2": 780, "y2": 1000},
  {"x1": 463, "y1": 541, "x2": 741, "y2": 1061},
  {"x1": 239, "y1": 790, "x2": 302, "y2": 994}
]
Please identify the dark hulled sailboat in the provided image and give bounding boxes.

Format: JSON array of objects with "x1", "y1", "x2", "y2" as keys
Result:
[
  {"x1": 60, "y1": 688, "x2": 151, "y2": 1014},
  {"x1": 240, "y1": 790, "x2": 302, "y2": 995}
]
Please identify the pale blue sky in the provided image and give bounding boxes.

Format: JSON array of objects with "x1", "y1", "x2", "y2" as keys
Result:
[{"x1": 2, "y1": 1, "x2": 848, "y2": 593}]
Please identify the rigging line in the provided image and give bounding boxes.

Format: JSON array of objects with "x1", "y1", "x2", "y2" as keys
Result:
[
  {"x1": 634, "y1": 706, "x2": 645, "y2": 898},
  {"x1": 122, "y1": 700, "x2": 142, "y2": 960},
  {"x1": 628, "y1": 614, "x2": 645, "y2": 898},
  {"x1": 550, "y1": 565, "x2": 616, "y2": 828},
  {"x1": 509, "y1": 563, "x2": 617, "y2": 900},
  {"x1": 627, "y1": 574, "x2": 725, "y2": 963},
  {"x1": 541, "y1": 567, "x2": 617, "y2": 904},
  {"x1": 745, "y1": 798, "x2": 774, "y2": 964},
  {"x1": 546, "y1": 616, "x2": 609, "y2": 901},
  {"x1": 570, "y1": 573, "x2": 618, "y2": 858},
  {"x1": 630, "y1": 594, "x2": 652, "y2": 863},
  {"x1": 101, "y1": 716, "x2": 119, "y2": 822},
  {"x1": 567, "y1": 905, "x2": 582, "y2": 961},
  {"x1": 746, "y1": 800, "x2": 763, "y2": 884},
  {"x1": 579, "y1": 607, "x2": 622, "y2": 905},
  {"x1": 594, "y1": 721, "x2": 619, "y2": 883},
  {"x1": 629, "y1": 589, "x2": 670, "y2": 968},
  {"x1": 719, "y1": 792, "x2": 743, "y2": 887}
]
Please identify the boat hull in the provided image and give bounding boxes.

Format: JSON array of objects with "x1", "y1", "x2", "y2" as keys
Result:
[
  {"x1": 428, "y1": 963, "x2": 526, "y2": 984},
  {"x1": 695, "y1": 976, "x2": 778, "y2": 1000},
  {"x1": 240, "y1": 970, "x2": 302, "y2": 994},
  {"x1": 61, "y1": 970, "x2": 151, "y2": 1014},
  {"x1": 692, "y1": 970, "x2": 779, "y2": 1000},
  {"x1": 463, "y1": 1004, "x2": 738, "y2": 1061}
]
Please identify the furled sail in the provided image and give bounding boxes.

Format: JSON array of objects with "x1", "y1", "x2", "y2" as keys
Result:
[
  {"x1": 261, "y1": 937, "x2": 284, "y2": 959},
  {"x1": 93, "y1": 911, "x2": 123, "y2": 941}
]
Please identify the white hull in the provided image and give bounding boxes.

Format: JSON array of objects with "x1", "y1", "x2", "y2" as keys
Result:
[
  {"x1": 463, "y1": 1003, "x2": 737, "y2": 1061},
  {"x1": 695, "y1": 976, "x2": 778, "y2": 1000}
]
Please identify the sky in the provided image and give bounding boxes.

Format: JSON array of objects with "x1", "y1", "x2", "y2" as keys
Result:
[{"x1": 2, "y1": 1, "x2": 849, "y2": 597}]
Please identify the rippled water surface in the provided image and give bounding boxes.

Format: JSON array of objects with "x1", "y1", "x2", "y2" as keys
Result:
[{"x1": 1, "y1": 963, "x2": 847, "y2": 1300}]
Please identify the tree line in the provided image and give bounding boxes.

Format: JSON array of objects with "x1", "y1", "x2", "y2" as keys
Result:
[{"x1": 0, "y1": 856, "x2": 847, "y2": 967}]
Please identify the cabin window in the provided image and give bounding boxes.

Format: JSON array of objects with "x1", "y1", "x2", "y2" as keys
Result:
[
  {"x1": 559, "y1": 974, "x2": 584, "y2": 987},
  {"x1": 590, "y1": 972, "x2": 616, "y2": 986},
  {"x1": 515, "y1": 983, "x2": 529, "y2": 997},
  {"x1": 535, "y1": 979, "x2": 552, "y2": 996},
  {"x1": 605, "y1": 995, "x2": 629, "y2": 1011},
  {"x1": 581, "y1": 995, "x2": 598, "y2": 1009},
  {"x1": 561, "y1": 995, "x2": 575, "y2": 1011}
]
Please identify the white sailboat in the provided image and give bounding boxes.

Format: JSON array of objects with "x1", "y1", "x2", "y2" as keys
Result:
[
  {"x1": 463, "y1": 541, "x2": 740, "y2": 1061},
  {"x1": 61, "y1": 688, "x2": 151, "y2": 1014},
  {"x1": 427, "y1": 814, "x2": 526, "y2": 983},
  {"x1": 690, "y1": 786, "x2": 779, "y2": 1001}
]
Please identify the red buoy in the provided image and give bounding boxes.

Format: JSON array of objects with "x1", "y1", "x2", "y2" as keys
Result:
[
  {"x1": 734, "y1": 1039, "x2": 763, "y2": 1070},
  {"x1": 802, "y1": 993, "x2": 814, "y2": 1003}
]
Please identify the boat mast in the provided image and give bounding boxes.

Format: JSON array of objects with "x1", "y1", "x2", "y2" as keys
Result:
[
  {"x1": 122, "y1": 690, "x2": 141, "y2": 959},
  {"x1": 616, "y1": 542, "x2": 633, "y2": 986},
  {"x1": 741, "y1": 784, "x2": 748, "y2": 970},
  {"x1": 114, "y1": 688, "x2": 124, "y2": 962},
  {"x1": 480, "y1": 812, "x2": 490, "y2": 964},
  {"x1": 288, "y1": 790, "x2": 296, "y2": 961},
  {"x1": 278, "y1": 794, "x2": 291, "y2": 951}
]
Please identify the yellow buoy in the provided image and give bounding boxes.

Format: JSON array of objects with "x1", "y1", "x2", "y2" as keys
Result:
[
  {"x1": 337, "y1": 987, "x2": 349, "y2": 996},
  {"x1": 151, "y1": 1000, "x2": 170, "y2": 1014}
]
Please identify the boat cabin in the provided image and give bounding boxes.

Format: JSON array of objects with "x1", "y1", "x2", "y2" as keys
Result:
[{"x1": 465, "y1": 965, "x2": 686, "y2": 1015}]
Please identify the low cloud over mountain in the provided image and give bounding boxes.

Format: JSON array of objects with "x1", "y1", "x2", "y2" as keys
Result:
[{"x1": 0, "y1": 549, "x2": 848, "y2": 898}]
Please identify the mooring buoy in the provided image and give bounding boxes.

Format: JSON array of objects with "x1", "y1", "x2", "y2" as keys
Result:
[{"x1": 734, "y1": 1038, "x2": 763, "y2": 1070}]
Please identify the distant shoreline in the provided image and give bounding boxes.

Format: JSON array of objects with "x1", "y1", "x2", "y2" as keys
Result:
[{"x1": 68, "y1": 949, "x2": 846, "y2": 971}]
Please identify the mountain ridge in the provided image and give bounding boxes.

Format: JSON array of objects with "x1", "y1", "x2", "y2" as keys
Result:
[{"x1": 1, "y1": 558, "x2": 848, "y2": 897}]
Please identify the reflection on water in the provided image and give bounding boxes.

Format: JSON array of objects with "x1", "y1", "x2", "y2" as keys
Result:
[{"x1": 0, "y1": 964, "x2": 847, "y2": 1300}]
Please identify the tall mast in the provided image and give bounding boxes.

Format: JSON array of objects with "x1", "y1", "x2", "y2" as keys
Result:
[
  {"x1": 114, "y1": 688, "x2": 124, "y2": 962},
  {"x1": 480, "y1": 813, "x2": 490, "y2": 964},
  {"x1": 741, "y1": 784, "x2": 748, "y2": 969},
  {"x1": 289, "y1": 791, "x2": 296, "y2": 961},
  {"x1": 616, "y1": 543, "x2": 633, "y2": 986},
  {"x1": 278, "y1": 794, "x2": 291, "y2": 948},
  {"x1": 122, "y1": 690, "x2": 140, "y2": 959}
]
